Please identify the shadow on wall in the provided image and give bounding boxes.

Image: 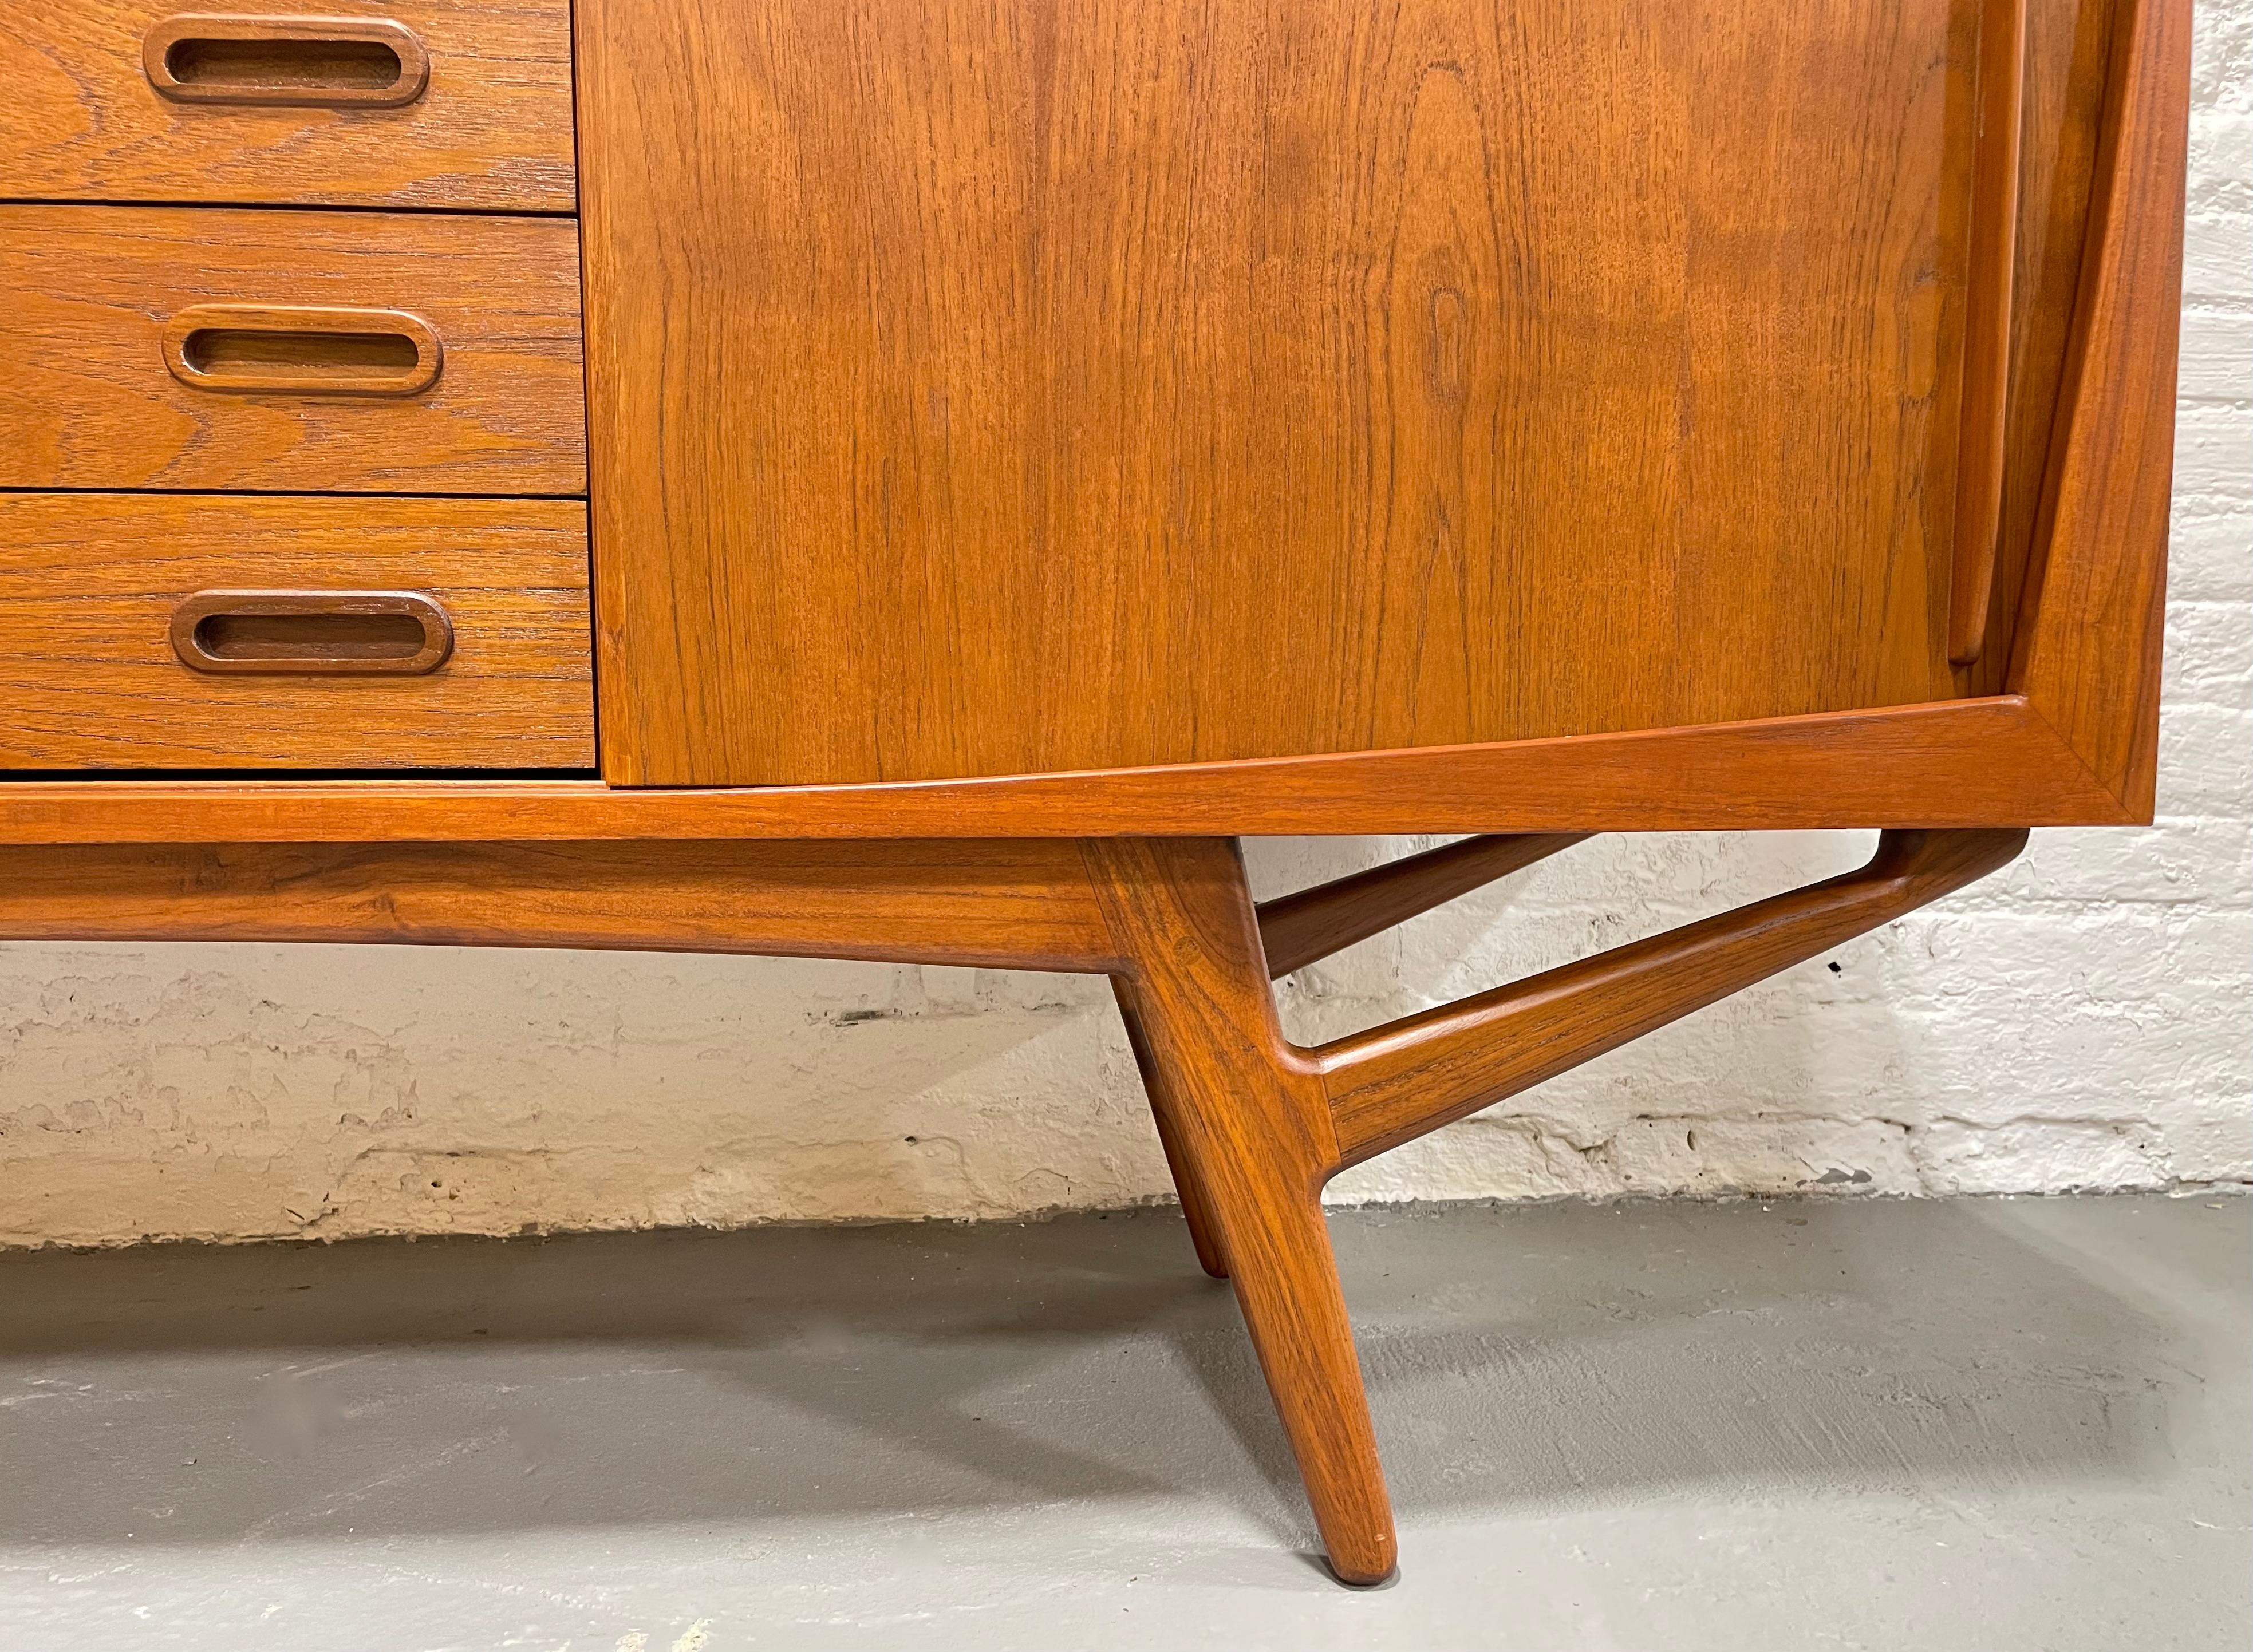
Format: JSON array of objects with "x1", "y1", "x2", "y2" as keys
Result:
[
  {"x1": 0, "y1": 945, "x2": 1147, "y2": 1242},
  {"x1": 0, "y1": 1199, "x2": 2197, "y2": 1550}
]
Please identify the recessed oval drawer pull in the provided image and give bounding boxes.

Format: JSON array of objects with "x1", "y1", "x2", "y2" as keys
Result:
[
  {"x1": 142, "y1": 13, "x2": 432, "y2": 109},
  {"x1": 160, "y1": 303, "x2": 443, "y2": 396},
  {"x1": 170, "y1": 590, "x2": 454, "y2": 675}
]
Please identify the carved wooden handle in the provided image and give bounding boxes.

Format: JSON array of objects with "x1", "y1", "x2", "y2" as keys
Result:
[
  {"x1": 143, "y1": 13, "x2": 431, "y2": 108},
  {"x1": 161, "y1": 304, "x2": 443, "y2": 396},
  {"x1": 171, "y1": 590, "x2": 455, "y2": 675}
]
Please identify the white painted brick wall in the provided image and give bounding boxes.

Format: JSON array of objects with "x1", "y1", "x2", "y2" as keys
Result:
[{"x1": 1, "y1": 7, "x2": 2246, "y2": 1246}]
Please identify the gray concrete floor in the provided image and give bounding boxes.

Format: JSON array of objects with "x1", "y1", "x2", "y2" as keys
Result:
[{"x1": 0, "y1": 1196, "x2": 2244, "y2": 1651}]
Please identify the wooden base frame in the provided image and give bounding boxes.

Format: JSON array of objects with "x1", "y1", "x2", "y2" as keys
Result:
[{"x1": 0, "y1": 825, "x2": 2026, "y2": 1584}]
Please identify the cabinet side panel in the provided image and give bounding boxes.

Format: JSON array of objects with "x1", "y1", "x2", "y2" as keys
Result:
[
  {"x1": 2010, "y1": 0, "x2": 2189, "y2": 816},
  {"x1": 1956, "y1": 0, "x2": 2121, "y2": 691}
]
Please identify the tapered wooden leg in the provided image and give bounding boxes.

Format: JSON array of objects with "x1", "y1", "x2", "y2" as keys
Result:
[
  {"x1": 1119, "y1": 995, "x2": 1231, "y2": 1278},
  {"x1": 1086, "y1": 837, "x2": 1396, "y2": 1586}
]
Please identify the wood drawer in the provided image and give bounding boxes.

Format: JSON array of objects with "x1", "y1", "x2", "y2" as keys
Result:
[
  {"x1": 0, "y1": 205, "x2": 585, "y2": 495},
  {"x1": 0, "y1": 1, "x2": 574, "y2": 211},
  {"x1": 0, "y1": 493, "x2": 594, "y2": 770}
]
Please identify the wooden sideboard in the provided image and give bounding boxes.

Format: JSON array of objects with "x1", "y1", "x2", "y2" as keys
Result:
[{"x1": 0, "y1": 0, "x2": 2188, "y2": 1586}]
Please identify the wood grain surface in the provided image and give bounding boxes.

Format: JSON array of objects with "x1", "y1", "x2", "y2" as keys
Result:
[
  {"x1": 0, "y1": 492, "x2": 593, "y2": 769},
  {"x1": 0, "y1": 205, "x2": 584, "y2": 495},
  {"x1": 579, "y1": 0, "x2": 1979, "y2": 786},
  {"x1": 0, "y1": 837, "x2": 1116, "y2": 967},
  {"x1": 0, "y1": 0, "x2": 575, "y2": 210}
]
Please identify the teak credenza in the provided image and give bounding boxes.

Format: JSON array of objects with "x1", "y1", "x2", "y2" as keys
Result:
[{"x1": 0, "y1": 0, "x2": 2187, "y2": 1584}]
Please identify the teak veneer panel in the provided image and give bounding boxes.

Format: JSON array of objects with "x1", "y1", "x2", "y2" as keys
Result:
[
  {"x1": 579, "y1": 0, "x2": 1976, "y2": 787},
  {"x1": 0, "y1": 493, "x2": 593, "y2": 769},
  {"x1": 0, "y1": 205, "x2": 586, "y2": 496},
  {"x1": 0, "y1": 0, "x2": 577, "y2": 212}
]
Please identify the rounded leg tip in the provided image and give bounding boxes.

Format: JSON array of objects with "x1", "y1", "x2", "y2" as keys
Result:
[
  {"x1": 1327, "y1": 1560, "x2": 1399, "y2": 1589},
  {"x1": 1324, "y1": 1544, "x2": 1399, "y2": 1588}
]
